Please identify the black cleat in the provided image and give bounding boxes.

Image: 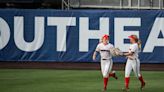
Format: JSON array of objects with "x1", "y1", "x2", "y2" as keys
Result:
[{"x1": 113, "y1": 73, "x2": 118, "y2": 80}]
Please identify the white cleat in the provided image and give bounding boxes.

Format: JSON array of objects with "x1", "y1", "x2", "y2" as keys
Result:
[{"x1": 122, "y1": 88, "x2": 129, "y2": 92}]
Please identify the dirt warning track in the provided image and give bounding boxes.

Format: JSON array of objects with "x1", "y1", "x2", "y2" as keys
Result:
[{"x1": 0, "y1": 61, "x2": 163, "y2": 71}]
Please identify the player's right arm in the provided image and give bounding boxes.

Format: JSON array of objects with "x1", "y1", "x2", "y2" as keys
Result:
[
  {"x1": 123, "y1": 44, "x2": 138, "y2": 60},
  {"x1": 92, "y1": 44, "x2": 100, "y2": 61},
  {"x1": 123, "y1": 44, "x2": 137, "y2": 56},
  {"x1": 92, "y1": 51, "x2": 97, "y2": 61}
]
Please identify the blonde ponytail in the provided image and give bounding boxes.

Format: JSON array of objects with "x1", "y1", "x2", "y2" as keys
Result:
[
  {"x1": 131, "y1": 35, "x2": 141, "y2": 49},
  {"x1": 137, "y1": 39, "x2": 142, "y2": 49}
]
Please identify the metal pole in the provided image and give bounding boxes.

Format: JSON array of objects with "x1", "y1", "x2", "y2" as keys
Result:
[
  {"x1": 78, "y1": 0, "x2": 81, "y2": 8},
  {"x1": 128, "y1": 0, "x2": 132, "y2": 8},
  {"x1": 62, "y1": 0, "x2": 67, "y2": 10},
  {"x1": 162, "y1": 0, "x2": 163, "y2": 9},
  {"x1": 150, "y1": 0, "x2": 153, "y2": 9},
  {"x1": 159, "y1": 0, "x2": 161, "y2": 9},
  {"x1": 163, "y1": 0, "x2": 164, "y2": 9},
  {"x1": 138, "y1": 0, "x2": 140, "y2": 9},
  {"x1": 62, "y1": 0, "x2": 64, "y2": 10},
  {"x1": 68, "y1": 0, "x2": 70, "y2": 10},
  {"x1": 120, "y1": 0, "x2": 123, "y2": 9}
]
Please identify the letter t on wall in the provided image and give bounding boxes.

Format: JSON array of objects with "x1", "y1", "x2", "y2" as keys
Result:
[{"x1": 47, "y1": 17, "x2": 76, "y2": 51}]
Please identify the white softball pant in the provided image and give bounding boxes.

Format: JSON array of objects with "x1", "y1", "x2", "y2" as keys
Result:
[
  {"x1": 101, "y1": 59, "x2": 113, "y2": 78},
  {"x1": 125, "y1": 58, "x2": 141, "y2": 78}
]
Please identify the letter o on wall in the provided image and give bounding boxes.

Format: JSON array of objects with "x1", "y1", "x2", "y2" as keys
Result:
[{"x1": 0, "y1": 17, "x2": 10, "y2": 50}]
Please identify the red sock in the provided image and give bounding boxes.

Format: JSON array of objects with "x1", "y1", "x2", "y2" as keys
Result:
[
  {"x1": 104, "y1": 78, "x2": 108, "y2": 90},
  {"x1": 139, "y1": 76, "x2": 145, "y2": 84},
  {"x1": 109, "y1": 73, "x2": 115, "y2": 77},
  {"x1": 125, "y1": 77, "x2": 130, "y2": 89}
]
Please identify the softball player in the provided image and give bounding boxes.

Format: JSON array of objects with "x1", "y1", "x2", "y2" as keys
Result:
[
  {"x1": 92, "y1": 34, "x2": 118, "y2": 91},
  {"x1": 123, "y1": 35, "x2": 145, "y2": 91}
]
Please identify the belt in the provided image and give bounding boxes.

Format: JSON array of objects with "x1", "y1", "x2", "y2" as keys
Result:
[
  {"x1": 100, "y1": 50, "x2": 110, "y2": 52},
  {"x1": 102, "y1": 59, "x2": 109, "y2": 60}
]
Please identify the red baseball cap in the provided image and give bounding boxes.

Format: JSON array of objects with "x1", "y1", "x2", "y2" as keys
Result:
[
  {"x1": 128, "y1": 35, "x2": 137, "y2": 40},
  {"x1": 102, "y1": 34, "x2": 109, "y2": 40}
]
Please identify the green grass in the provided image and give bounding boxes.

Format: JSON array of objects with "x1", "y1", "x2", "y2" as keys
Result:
[{"x1": 0, "y1": 69, "x2": 163, "y2": 92}]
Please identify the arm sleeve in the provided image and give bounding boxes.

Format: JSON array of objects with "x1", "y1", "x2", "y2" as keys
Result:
[
  {"x1": 109, "y1": 44, "x2": 114, "y2": 49},
  {"x1": 111, "y1": 44, "x2": 114, "y2": 48},
  {"x1": 130, "y1": 44, "x2": 137, "y2": 53},
  {"x1": 95, "y1": 44, "x2": 100, "y2": 52}
]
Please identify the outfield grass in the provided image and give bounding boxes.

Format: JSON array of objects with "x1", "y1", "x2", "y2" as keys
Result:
[{"x1": 0, "y1": 69, "x2": 163, "y2": 92}]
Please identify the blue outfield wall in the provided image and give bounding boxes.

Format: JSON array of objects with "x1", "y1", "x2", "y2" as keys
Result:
[{"x1": 0, "y1": 9, "x2": 164, "y2": 63}]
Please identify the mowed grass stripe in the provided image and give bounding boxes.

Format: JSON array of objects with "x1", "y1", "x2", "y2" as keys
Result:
[{"x1": 0, "y1": 69, "x2": 163, "y2": 92}]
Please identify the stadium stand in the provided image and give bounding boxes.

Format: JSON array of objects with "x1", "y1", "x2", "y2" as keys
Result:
[
  {"x1": 69, "y1": 0, "x2": 164, "y2": 9},
  {"x1": 0, "y1": 0, "x2": 62, "y2": 8},
  {"x1": 0, "y1": 0, "x2": 163, "y2": 9}
]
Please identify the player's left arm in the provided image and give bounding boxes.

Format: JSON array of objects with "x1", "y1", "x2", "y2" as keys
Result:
[{"x1": 92, "y1": 51, "x2": 97, "y2": 61}]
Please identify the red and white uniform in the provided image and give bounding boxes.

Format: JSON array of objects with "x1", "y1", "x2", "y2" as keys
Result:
[
  {"x1": 125, "y1": 43, "x2": 141, "y2": 78},
  {"x1": 94, "y1": 34, "x2": 118, "y2": 91},
  {"x1": 96, "y1": 42, "x2": 114, "y2": 78},
  {"x1": 124, "y1": 42, "x2": 145, "y2": 89}
]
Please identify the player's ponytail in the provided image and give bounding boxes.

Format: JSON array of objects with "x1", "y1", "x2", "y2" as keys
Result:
[
  {"x1": 137, "y1": 39, "x2": 141, "y2": 50},
  {"x1": 131, "y1": 35, "x2": 141, "y2": 50}
]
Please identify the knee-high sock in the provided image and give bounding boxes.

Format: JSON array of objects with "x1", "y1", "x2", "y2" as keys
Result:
[
  {"x1": 104, "y1": 78, "x2": 108, "y2": 90},
  {"x1": 125, "y1": 77, "x2": 130, "y2": 89},
  {"x1": 139, "y1": 76, "x2": 145, "y2": 84}
]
